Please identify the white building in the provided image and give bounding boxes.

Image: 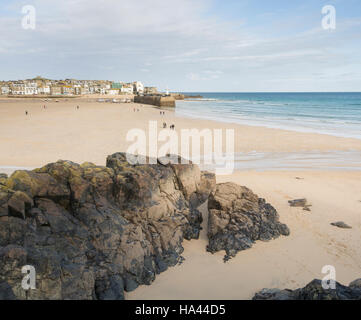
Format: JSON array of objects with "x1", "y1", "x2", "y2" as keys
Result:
[
  {"x1": 11, "y1": 83, "x2": 25, "y2": 95},
  {"x1": 121, "y1": 84, "x2": 134, "y2": 94},
  {"x1": 97, "y1": 87, "x2": 106, "y2": 94},
  {"x1": 25, "y1": 83, "x2": 38, "y2": 95},
  {"x1": 107, "y1": 89, "x2": 120, "y2": 95},
  {"x1": 73, "y1": 85, "x2": 81, "y2": 95},
  {"x1": 1, "y1": 86, "x2": 10, "y2": 95},
  {"x1": 80, "y1": 87, "x2": 90, "y2": 95},
  {"x1": 133, "y1": 81, "x2": 144, "y2": 94},
  {"x1": 37, "y1": 86, "x2": 50, "y2": 95}
]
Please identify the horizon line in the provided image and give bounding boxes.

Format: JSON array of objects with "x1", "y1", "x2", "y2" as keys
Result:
[{"x1": 178, "y1": 91, "x2": 361, "y2": 94}]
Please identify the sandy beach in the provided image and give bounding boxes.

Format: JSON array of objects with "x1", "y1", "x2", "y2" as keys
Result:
[
  {"x1": 1, "y1": 98, "x2": 361, "y2": 299},
  {"x1": 1, "y1": 98, "x2": 361, "y2": 170}
]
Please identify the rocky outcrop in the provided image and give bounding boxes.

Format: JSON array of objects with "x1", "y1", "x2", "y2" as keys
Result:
[
  {"x1": 288, "y1": 198, "x2": 312, "y2": 211},
  {"x1": 0, "y1": 153, "x2": 215, "y2": 300},
  {"x1": 331, "y1": 221, "x2": 352, "y2": 229},
  {"x1": 253, "y1": 278, "x2": 361, "y2": 300},
  {"x1": 207, "y1": 183, "x2": 290, "y2": 262}
]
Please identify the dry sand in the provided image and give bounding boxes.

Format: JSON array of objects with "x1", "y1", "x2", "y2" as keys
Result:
[
  {"x1": 1, "y1": 98, "x2": 361, "y2": 299},
  {"x1": 1, "y1": 98, "x2": 361, "y2": 170}
]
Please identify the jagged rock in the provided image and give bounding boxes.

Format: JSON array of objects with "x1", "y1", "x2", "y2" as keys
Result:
[
  {"x1": 253, "y1": 279, "x2": 361, "y2": 300},
  {"x1": 6, "y1": 170, "x2": 70, "y2": 200},
  {"x1": 7, "y1": 191, "x2": 34, "y2": 220},
  {"x1": 207, "y1": 182, "x2": 290, "y2": 262},
  {"x1": 0, "y1": 174, "x2": 7, "y2": 185},
  {"x1": 331, "y1": 221, "x2": 352, "y2": 229},
  {"x1": 0, "y1": 187, "x2": 33, "y2": 219},
  {"x1": 0, "y1": 153, "x2": 215, "y2": 300}
]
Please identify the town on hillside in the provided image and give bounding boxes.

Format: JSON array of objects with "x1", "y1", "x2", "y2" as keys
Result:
[{"x1": 0, "y1": 76, "x2": 158, "y2": 96}]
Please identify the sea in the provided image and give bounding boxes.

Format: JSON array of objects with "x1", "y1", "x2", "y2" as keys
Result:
[
  {"x1": 1, "y1": 93, "x2": 361, "y2": 174},
  {"x1": 176, "y1": 92, "x2": 361, "y2": 171},
  {"x1": 177, "y1": 92, "x2": 361, "y2": 139}
]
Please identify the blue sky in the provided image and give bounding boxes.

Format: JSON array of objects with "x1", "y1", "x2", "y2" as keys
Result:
[{"x1": 0, "y1": 0, "x2": 360, "y2": 92}]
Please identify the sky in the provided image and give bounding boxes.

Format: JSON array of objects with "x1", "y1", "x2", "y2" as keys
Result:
[{"x1": 0, "y1": 0, "x2": 360, "y2": 92}]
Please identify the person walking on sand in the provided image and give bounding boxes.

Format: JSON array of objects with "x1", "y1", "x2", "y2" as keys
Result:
[{"x1": 25, "y1": 111, "x2": 28, "y2": 115}]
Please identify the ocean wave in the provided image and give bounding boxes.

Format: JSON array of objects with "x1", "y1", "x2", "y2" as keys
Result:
[
  {"x1": 186, "y1": 98, "x2": 218, "y2": 101},
  {"x1": 199, "y1": 151, "x2": 361, "y2": 172},
  {"x1": 175, "y1": 93, "x2": 361, "y2": 140}
]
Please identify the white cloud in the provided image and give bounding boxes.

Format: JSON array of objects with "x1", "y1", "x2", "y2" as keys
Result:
[
  {"x1": 0, "y1": 0, "x2": 360, "y2": 91},
  {"x1": 187, "y1": 70, "x2": 223, "y2": 81}
]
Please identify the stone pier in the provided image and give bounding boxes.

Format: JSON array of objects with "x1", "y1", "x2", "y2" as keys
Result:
[{"x1": 134, "y1": 95, "x2": 175, "y2": 108}]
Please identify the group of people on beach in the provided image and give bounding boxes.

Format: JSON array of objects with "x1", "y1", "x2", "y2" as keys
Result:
[
  {"x1": 25, "y1": 104, "x2": 80, "y2": 116},
  {"x1": 24, "y1": 103, "x2": 176, "y2": 130},
  {"x1": 160, "y1": 110, "x2": 175, "y2": 130},
  {"x1": 162, "y1": 122, "x2": 175, "y2": 130}
]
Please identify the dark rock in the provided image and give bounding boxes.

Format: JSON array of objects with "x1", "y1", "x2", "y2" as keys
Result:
[
  {"x1": 288, "y1": 199, "x2": 307, "y2": 207},
  {"x1": 0, "y1": 153, "x2": 216, "y2": 300},
  {"x1": 124, "y1": 275, "x2": 139, "y2": 292},
  {"x1": 288, "y1": 198, "x2": 312, "y2": 212},
  {"x1": 154, "y1": 255, "x2": 168, "y2": 273},
  {"x1": 207, "y1": 182, "x2": 290, "y2": 262},
  {"x1": 252, "y1": 288, "x2": 293, "y2": 300},
  {"x1": 349, "y1": 279, "x2": 361, "y2": 289},
  {"x1": 331, "y1": 221, "x2": 352, "y2": 229},
  {"x1": 95, "y1": 275, "x2": 124, "y2": 300},
  {"x1": 253, "y1": 279, "x2": 361, "y2": 300},
  {"x1": 7, "y1": 191, "x2": 34, "y2": 219},
  {"x1": 0, "y1": 282, "x2": 17, "y2": 300}
]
